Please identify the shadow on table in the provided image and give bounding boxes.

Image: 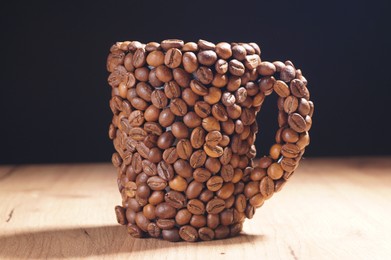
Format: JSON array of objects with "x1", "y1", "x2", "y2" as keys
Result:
[{"x1": 0, "y1": 225, "x2": 265, "y2": 258}]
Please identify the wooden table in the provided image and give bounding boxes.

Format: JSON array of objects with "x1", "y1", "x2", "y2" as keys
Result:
[{"x1": 1, "y1": 157, "x2": 390, "y2": 259}]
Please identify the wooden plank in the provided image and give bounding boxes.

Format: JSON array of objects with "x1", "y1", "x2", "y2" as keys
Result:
[{"x1": 0, "y1": 158, "x2": 390, "y2": 259}]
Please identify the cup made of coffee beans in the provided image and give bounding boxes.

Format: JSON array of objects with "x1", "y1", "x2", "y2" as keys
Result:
[{"x1": 108, "y1": 39, "x2": 313, "y2": 242}]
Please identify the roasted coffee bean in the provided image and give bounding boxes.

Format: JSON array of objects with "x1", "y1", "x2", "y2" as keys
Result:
[
  {"x1": 179, "y1": 225, "x2": 198, "y2": 242},
  {"x1": 220, "y1": 208, "x2": 234, "y2": 226},
  {"x1": 269, "y1": 144, "x2": 282, "y2": 160},
  {"x1": 207, "y1": 176, "x2": 224, "y2": 191},
  {"x1": 194, "y1": 101, "x2": 211, "y2": 118},
  {"x1": 186, "y1": 180, "x2": 204, "y2": 199},
  {"x1": 258, "y1": 61, "x2": 276, "y2": 76},
  {"x1": 202, "y1": 117, "x2": 220, "y2": 132},
  {"x1": 280, "y1": 65, "x2": 296, "y2": 82},
  {"x1": 136, "y1": 82, "x2": 152, "y2": 102},
  {"x1": 205, "y1": 157, "x2": 221, "y2": 174},
  {"x1": 226, "y1": 104, "x2": 242, "y2": 119},
  {"x1": 163, "y1": 147, "x2": 178, "y2": 164},
  {"x1": 281, "y1": 143, "x2": 301, "y2": 158},
  {"x1": 180, "y1": 113, "x2": 200, "y2": 129},
  {"x1": 107, "y1": 52, "x2": 125, "y2": 72},
  {"x1": 203, "y1": 143, "x2": 224, "y2": 158},
  {"x1": 244, "y1": 54, "x2": 260, "y2": 70},
  {"x1": 175, "y1": 208, "x2": 192, "y2": 225},
  {"x1": 234, "y1": 194, "x2": 247, "y2": 213},
  {"x1": 135, "y1": 212, "x2": 150, "y2": 232},
  {"x1": 196, "y1": 66, "x2": 213, "y2": 84},
  {"x1": 162, "y1": 228, "x2": 180, "y2": 242},
  {"x1": 212, "y1": 103, "x2": 228, "y2": 121},
  {"x1": 190, "y1": 79, "x2": 208, "y2": 96},
  {"x1": 151, "y1": 90, "x2": 168, "y2": 109},
  {"x1": 148, "y1": 147, "x2": 162, "y2": 163},
  {"x1": 127, "y1": 223, "x2": 143, "y2": 238},
  {"x1": 182, "y1": 52, "x2": 199, "y2": 73},
  {"x1": 198, "y1": 39, "x2": 216, "y2": 50},
  {"x1": 155, "y1": 65, "x2": 173, "y2": 82},
  {"x1": 221, "y1": 92, "x2": 236, "y2": 107},
  {"x1": 157, "y1": 131, "x2": 175, "y2": 149},
  {"x1": 187, "y1": 199, "x2": 205, "y2": 215},
  {"x1": 221, "y1": 164, "x2": 234, "y2": 182},
  {"x1": 172, "y1": 122, "x2": 189, "y2": 139},
  {"x1": 115, "y1": 205, "x2": 127, "y2": 225},
  {"x1": 126, "y1": 208, "x2": 137, "y2": 224},
  {"x1": 214, "y1": 225, "x2": 230, "y2": 239},
  {"x1": 206, "y1": 198, "x2": 226, "y2": 214},
  {"x1": 147, "y1": 176, "x2": 167, "y2": 191},
  {"x1": 212, "y1": 73, "x2": 227, "y2": 87},
  {"x1": 156, "y1": 219, "x2": 176, "y2": 230},
  {"x1": 216, "y1": 182, "x2": 235, "y2": 200},
  {"x1": 283, "y1": 95, "x2": 299, "y2": 114},
  {"x1": 288, "y1": 113, "x2": 307, "y2": 133},
  {"x1": 170, "y1": 98, "x2": 188, "y2": 116},
  {"x1": 215, "y1": 59, "x2": 228, "y2": 74},
  {"x1": 181, "y1": 88, "x2": 199, "y2": 106},
  {"x1": 144, "y1": 105, "x2": 160, "y2": 122},
  {"x1": 216, "y1": 42, "x2": 232, "y2": 59},
  {"x1": 221, "y1": 119, "x2": 235, "y2": 135},
  {"x1": 204, "y1": 87, "x2": 222, "y2": 105},
  {"x1": 144, "y1": 122, "x2": 163, "y2": 136},
  {"x1": 164, "y1": 81, "x2": 181, "y2": 99},
  {"x1": 282, "y1": 128, "x2": 299, "y2": 143},
  {"x1": 199, "y1": 189, "x2": 214, "y2": 203},
  {"x1": 207, "y1": 214, "x2": 220, "y2": 229},
  {"x1": 205, "y1": 131, "x2": 222, "y2": 146},
  {"x1": 249, "y1": 194, "x2": 265, "y2": 208},
  {"x1": 290, "y1": 79, "x2": 308, "y2": 98},
  {"x1": 143, "y1": 204, "x2": 156, "y2": 220},
  {"x1": 159, "y1": 108, "x2": 175, "y2": 127},
  {"x1": 198, "y1": 227, "x2": 215, "y2": 241},
  {"x1": 147, "y1": 222, "x2": 161, "y2": 238},
  {"x1": 134, "y1": 67, "x2": 149, "y2": 82},
  {"x1": 160, "y1": 39, "x2": 184, "y2": 50},
  {"x1": 189, "y1": 150, "x2": 207, "y2": 168},
  {"x1": 165, "y1": 190, "x2": 187, "y2": 209},
  {"x1": 232, "y1": 45, "x2": 247, "y2": 60},
  {"x1": 165, "y1": 48, "x2": 182, "y2": 68},
  {"x1": 146, "y1": 50, "x2": 164, "y2": 67},
  {"x1": 127, "y1": 198, "x2": 142, "y2": 212},
  {"x1": 229, "y1": 59, "x2": 245, "y2": 76},
  {"x1": 149, "y1": 190, "x2": 165, "y2": 205},
  {"x1": 155, "y1": 202, "x2": 177, "y2": 219},
  {"x1": 260, "y1": 176, "x2": 274, "y2": 199},
  {"x1": 157, "y1": 161, "x2": 174, "y2": 181},
  {"x1": 190, "y1": 215, "x2": 207, "y2": 228},
  {"x1": 298, "y1": 98, "x2": 311, "y2": 116},
  {"x1": 169, "y1": 175, "x2": 188, "y2": 192},
  {"x1": 280, "y1": 157, "x2": 298, "y2": 172},
  {"x1": 198, "y1": 50, "x2": 218, "y2": 66},
  {"x1": 137, "y1": 183, "x2": 151, "y2": 199},
  {"x1": 173, "y1": 159, "x2": 193, "y2": 178},
  {"x1": 133, "y1": 48, "x2": 147, "y2": 68},
  {"x1": 177, "y1": 139, "x2": 193, "y2": 159},
  {"x1": 220, "y1": 147, "x2": 232, "y2": 166},
  {"x1": 219, "y1": 135, "x2": 230, "y2": 147},
  {"x1": 131, "y1": 97, "x2": 149, "y2": 111},
  {"x1": 274, "y1": 80, "x2": 290, "y2": 97},
  {"x1": 173, "y1": 68, "x2": 191, "y2": 88},
  {"x1": 193, "y1": 168, "x2": 212, "y2": 182}
]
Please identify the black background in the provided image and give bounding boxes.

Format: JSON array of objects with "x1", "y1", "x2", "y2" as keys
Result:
[{"x1": 1, "y1": 0, "x2": 390, "y2": 164}]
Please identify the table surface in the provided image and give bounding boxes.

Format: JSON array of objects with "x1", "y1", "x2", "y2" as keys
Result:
[{"x1": 0, "y1": 157, "x2": 390, "y2": 260}]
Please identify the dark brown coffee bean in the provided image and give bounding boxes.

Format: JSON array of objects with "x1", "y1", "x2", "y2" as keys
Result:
[
  {"x1": 144, "y1": 105, "x2": 160, "y2": 122},
  {"x1": 186, "y1": 180, "x2": 204, "y2": 199},
  {"x1": 230, "y1": 223, "x2": 243, "y2": 236},
  {"x1": 232, "y1": 45, "x2": 247, "y2": 60},
  {"x1": 229, "y1": 59, "x2": 245, "y2": 76},
  {"x1": 132, "y1": 48, "x2": 147, "y2": 68},
  {"x1": 160, "y1": 39, "x2": 184, "y2": 50},
  {"x1": 281, "y1": 143, "x2": 301, "y2": 158},
  {"x1": 280, "y1": 65, "x2": 296, "y2": 82},
  {"x1": 274, "y1": 80, "x2": 290, "y2": 97},
  {"x1": 162, "y1": 228, "x2": 180, "y2": 242},
  {"x1": 244, "y1": 181, "x2": 260, "y2": 198},
  {"x1": 131, "y1": 153, "x2": 142, "y2": 174},
  {"x1": 226, "y1": 104, "x2": 242, "y2": 119},
  {"x1": 176, "y1": 139, "x2": 193, "y2": 159},
  {"x1": 134, "y1": 67, "x2": 149, "y2": 82},
  {"x1": 298, "y1": 98, "x2": 311, "y2": 116},
  {"x1": 198, "y1": 39, "x2": 216, "y2": 50},
  {"x1": 124, "y1": 53, "x2": 135, "y2": 72},
  {"x1": 283, "y1": 95, "x2": 299, "y2": 114},
  {"x1": 212, "y1": 103, "x2": 228, "y2": 121},
  {"x1": 107, "y1": 52, "x2": 125, "y2": 72},
  {"x1": 198, "y1": 227, "x2": 215, "y2": 241},
  {"x1": 280, "y1": 157, "x2": 298, "y2": 172},
  {"x1": 220, "y1": 208, "x2": 234, "y2": 226},
  {"x1": 127, "y1": 223, "x2": 143, "y2": 238},
  {"x1": 260, "y1": 176, "x2": 274, "y2": 199},
  {"x1": 163, "y1": 147, "x2": 178, "y2": 164},
  {"x1": 221, "y1": 164, "x2": 234, "y2": 182},
  {"x1": 156, "y1": 218, "x2": 176, "y2": 230},
  {"x1": 205, "y1": 131, "x2": 222, "y2": 146},
  {"x1": 204, "y1": 144, "x2": 224, "y2": 158},
  {"x1": 214, "y1": 225, "x2": 230, "y2": 239},
  {"x1": 197, "y1": 50, "x2": 218, "y2": 66},
  {"x1": 159, "y1": 108, "x2": 175, "y2": 127},
  {"x1": 130, "y1": 97, "x2": 149, "y2": 111},
  {"x1": 244, "y1": 54, "x2": 260, "y2": 70},
  {"x1": 222, "y1": 92, "x2": 236, "y2": 107},
  {"x1": 207, "y1": 176, "x2": 224, "y2": 191},
  {"x1": 115, "y1": 205, "x2": 127, "y2": 225},
  {"x1": 216, "y1": 42, "x2": 232, "y2": 59},
  {"x1": 183, "y1": 112, "x2": 202, "y2": 128},
  {"x1": 187, "y1": 199, "x2": 205, "y2": 215},
  {"x1": 151, "y1": 90, "x2": 168, "y2": 109},
  {"x1": 157, "y1": 131, "x2": 175, "y2": 149},
  {"x1": 111, "y1": 152, "x2": 122, "y2": 167},
  {"x1": 193, "y1": 168, "x2": 212, "y2": 183},
  {"x1": 155, "y1": 202, "x2": 176, "y2": 219},
  {"x1": 182, "y1": 52, "x2": 199, "y2": 73},
  {"x1": 157, "y1": 161, "x2": 174, "y2": 181},
  {"x1": 143, "y1": 203, "x2": 156, "y2": 220},
  {"x1": 245, "y1": 204, "x2": 255, "y2": 219},
  {"x1": 164, "y1": 48, "x2": 182, "y2": 68},
  {"x1": 179, "y1": 225, "x2": 198, "y2": 242},
  {"x1": 181, "y1": 88, "x2": 199, "y2": 106},
  {"x1": 196, "y1": 66, "x2": 213, "y2": 84},
  {"x1": 155, "y1": 65, "x2": 173, "y2": 82},
  {"x1": 220, "y1": 147, "x2": 232, "y2": 166},
  {"x1": 147, "y1": 176, "x2": 167, "y2": 191},
  {"x1": 249, "y1": 193, "x2": 265, "y2": 207},
  {"x1": 164, "y1": 81, "x2": 181, "y2": 99},
  {"x1": 216, "y1": 182, "x2": 235, "y2": 200},
  {"x1": 170, "y1": 98, "x2": 188, "y2": 116},
  {"x1": 215, "y1": 59, "x2": 228, "y2": 74},
  {"x1": 205, "y1": 157, "x2": 221, "y2": 174},
  {"x1": 273, "y1": 61, "x2": 285, "y2": 72},
  {"x1": 175, "y1": 208, "x2": 192, "y2": 225},
  {"x1": 288, "y1": 113, "x2": 306, "y2": 133},
  {"x1": 147, "y1": 222, "x2": 161, "y2": 238},
  {"x1": 258, "y1": 61, "x2": 276, "y2": 76},
  {"x1": 282, "y1": 128, "x2": 299, "y2": 143},
  {"x1": 206, "y1": 198, "x2": 226, "y2": 214},
  {"x1": 149, "y1": 190, "x2": 164, "y2": 205},
  {"x1": 172, "y1": 122, "x2": 189, "y2": 139},
  {"x1": 290, "y1": 79, "x2": 309, "y2": 98},
  {"x1": 173, "y1": 159, "x2": 193, "y2": 178},
  {"x1": 202, "y1": 117, "x2": 220, "y2": 132},
  {"x1": 189, "y1": 150, "x2": 207, "y2": 168},
  {"x1": 173, "y1": 68, "x2": 191, "y2": 88},
  {"x1": 144, "y1": 122, "x2": 163, "y2": 136},
  {"x1": 190, "y1": 79, "x2": 208, "y2": 96},
  {"x1": 126, "y1": 208, "x2": 136, "y2": 224},
  {"x1": 199, "y1": 189, "x2": 214, "y2": 203},
  {"x1": 194, "y1": 101, "x2": 211, "y2": 118},
  {"x1": 165, "y1": 190, "x2": 186, "y2": 209},
  {"x1": 234, "y1": 194, "x2": 247, "y2": 213},
  {"x1": 146, "y1": 50, "x2": 164, "y2": 67},
  {"x1": 135, "y1": 212, "x2": 150, "y2": 232}
]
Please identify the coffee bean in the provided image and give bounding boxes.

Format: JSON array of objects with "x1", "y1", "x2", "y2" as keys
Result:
[
  {"x1": 157, "y1": 161, "x2": 174, "y2": 181},
  {"x1": 127, "y1": 223, "x2": 143, "y2": 238},
  {"x1": 187, "y1": 199, "x2": 205, "y2": 215},
  {"x1": 183, "y1": 112, "x2": 202, "y2": 128},
  {"x1": 176, "y1": 139, "x2": 193, "y2": 160},
  {"x1": 214, "y1": 225, "x2": 230, "y2": 239},
  {"x1": 179, "y1": 225, "x2": 198, "y2": 242},
  {"x1": 198, "y1": 39, "x2": 216, "y2": 50},
  {"x1": 165, "y1": 190, "x2": 186, "y2": 209},
  {"x1": 162, "y1": 228, "x2": 180, "y2": 242},
  {"x1": 155, "y1": 65, "x2": 173, "y2": 82},
  {"x1": 173, "y1": 68, "x2": 191, "y2": 88},
  {"x1": 216, "y1": 182, "x2": 235, "y2": 200},
  {"x1": 194, "y1": 101, "x2": 211, "y2": 118},
  {"x1": 189, "y1": 150, "x2": 207, "y2": 168},
  {"x1": 151, "y1": 90, "x2": 168, "y2": 109},
  {"x1": 175, "y1": 208, "x2": 192, "y2": 225},
  {"x1": 196, "y1": 66, "x2": 213, "y2": 84},
  {"x1": 133, "y1": 48, "x2": 147, "y2": 68},
  {"x1": 185, "y1": 180, "x2": 204, "y2": 199},
  {"x1": 202, "y1": 116, "x2": 220, "y2": 132},
  {"x1": 160, "y1": 39, "x2": 184, "y2": 50},
  {"x1": 267, "y1": 163, "x2": 284, "y2": 180},
  {"x1": 229, "y1": 59, "x2": 245, "y2": 76},
  {"x1": 170, "y1": 98, "x2": 188, "y2": 116},
  {"x1": 182, "y1": 52, "x2": 199, "y2": 73},
  {"x1": 147, "y1": 176, "x2": 167, "y2": 191},
  {"x1": 159, "y1": 108, "x2": 175, "y2": 127},
  {"x1": 135, "y1": 212, "x2": 150, "y2": 232},
  {"x1": 130, "y1": 97, "x2": 149, "y2": 111},
  {"x1": 198, "y1": 227, "x2": 215, "y2": 241},
  {"x1": 226, "y1": 104, "x2": 242, "y2": 119},
  {"x1": 220, "y1": 147, "x2": 233, "y2": 166},
  {"x1": 207, "y1": 176, "x2": 224, "y2": 191},
  {"x1": 249, "y1": 193, "x2": 265, "y2": 208},
  {"x1": 258, "y1": 61, "x2": 276, "y2": 76},
  {"x1": 221, "y1": 164, "x2": 234, "y2": 182},
  {"x1": 244, "y1": 54, "x2": 260, "y2": 70},
  {"x1": 197, "y1": 50, "x2": 218, "y2": 66},
  {"x1": 290, "y1": 79, "x2": 309, "y2": 99},
  {"x1": 169, "y1": 175, "x2": 188, "y2": 192},
  {"x1": 298, "y1": 98, "x2": 311, "y2": 116},
  {"x1": 232, "y1": 45, "x2": 247, "y2": 60},
  {"x1": 147, "y1": 222, "x2": 161, "y2": 238},
  {"x1": 207, "y1": 214, "x2": 220, "y2": 229},
  {"x1": 216, "y1": 42, "x2": 232, "y2": 59},
  {"x1": 163, "y1": 147, "x2": 178, "y2": 164},
  {"x1": 280, "y1": 65, "x2": 296, "y2": 82},
  {"x1": 205, "y1": 157, "x2": 221, "y2": 174},
  {"x1": 181, "y1": 88, "x2": 199, "y2": 106},
  {"x1": 149, "y1": 190, "x2": 165, "y2": 205},
  {"x1": 288, "y1": 113, "x2": 306, "y2": 133},
  {"x1": 164, "y1": 81, "x2": 181, "y2": 99},
  {"x1": 190, "y1": 79, "x2": 208, "y2": 96},
  {"x1": 260, "y1": 176, "x2": 274, "y2": 199},
  {"x1": 157, "y1": 131, "x2": 175, "y2": 149},
  {"x1": 283, "y1": 95, "x2": 299, "y2": 114},
  {"x1": 155, "y1": 202, "x2": 176, "y2": 219},
  {"x1": 215, "y1": 59, "x2": 228, "y2": 74},
  {"x1": 206, "y1": 198, "x2": 226, "y2": 214},
  {"x1": 205, "y1": 131, "x2": 222, "y2": 146},
  {"x1": 193, "y1": 168, "x2": 212, "y2": 183},
  {"x1": 220, "y1": 208, "x2": 234, "y2": 226},
  {"x1": 222, "y1": 92, "x2": 236, "y2": 107},
  {"x1": 281, "y1": 143, "x2": 301, "y2": 158},
  {"x1": 172, "y1": 122, "x2": 189, "y2": 139},
  {"x1": 212, "y1": 103, "x2": 228, "y2": 121},
  {"x1": 234, "y1": 194, "x2": 247, "y2": 213},
  {"x1": 282, "y1": 128, "x2": 299, "y2": 143},
  {"x1": 144, "y1": 122, "x2": 163, "y2": 136},
  {"x1": 203, "y1": 143, "x2": 223, "y2": 158},
  {"x1": 199, "y1": 189, "x2": 214, "y2": 203},
  {"x1": 204, "y1": 87, "x2": 222, "y2": 105},
  {"x1": 164, "y1": 48, "x2": 182, "y2": 68},
  {"x1": 144, "y1": 105, "x2": 160, "y2": 122},
  {"x1": 146, "y1": 50, "x2": 164, "y2": 67},
  {"x1": 273, "y1": 80, "x2": 290, "y2": 97},
  {"x1": 280, "y1": 157, "x2": 298, "y2": 172},
  {"x1": 173, "y1": 159, "x2": 193, "y2": 178},
  {"x1": 156, "y1": 218, "x2": 176, "y2": 230},
  {"x1": 115, "y1": 205, "x2": 127, "y2": 225}
]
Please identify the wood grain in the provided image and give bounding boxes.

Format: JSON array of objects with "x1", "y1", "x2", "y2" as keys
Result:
[{"x1": 1, "y1": 158, "x2": 390, "y2": 259}]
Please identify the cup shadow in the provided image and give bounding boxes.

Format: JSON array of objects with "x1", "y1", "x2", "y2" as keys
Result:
[{"x1": 0, "y1": 225, "x2": 265, "y2": 258}]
